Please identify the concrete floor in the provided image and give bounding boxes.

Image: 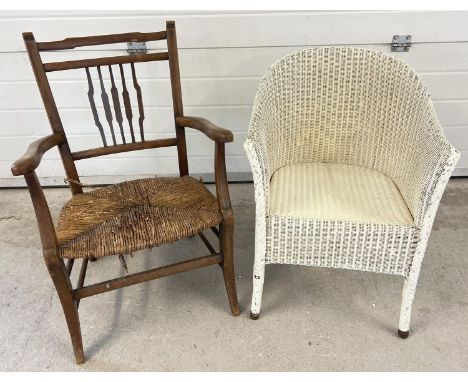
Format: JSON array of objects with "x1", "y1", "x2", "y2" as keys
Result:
[{"x1": 0, "y1": 180, "x2": 468, "y2": 371}]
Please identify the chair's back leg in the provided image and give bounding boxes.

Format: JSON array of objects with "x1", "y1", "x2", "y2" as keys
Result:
[
  {"x1": 45, "y1": 255, "x2": 85, "y2": 364},
  {"x1": 219, "y1": 221, "x2": 240, "y2": 316}
]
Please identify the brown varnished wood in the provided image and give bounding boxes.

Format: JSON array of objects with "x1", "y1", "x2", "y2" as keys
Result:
[
  {"x1": 176, "y1": 116, "x2": 234, "y2": 143},
  {"x1": 71, "y1": 138, "x2": 177, "y2": 160},
  {"x1": 211, "y1": 226, "x2": 220, "y2": 237},
  {"x1": 215, "y1": 142, "x2": 233, "y2": 217},
  {"x1": 75, "y1": 258, "x2": 89, "y2": 309},
  {"x1": 44, "y1": 52, "x2": 168, "y2": 72},
  {"x1": 198, "y1": 232, "x2": 217, "y2": 255},
  {"x1": 97, "y1": 66, "x2": 117, "y2": 145},
  {"x1": 119, "y1": 64, "x2": 136, "y2": 143},
  {"x1": 66, "y1": 259, "x2": 75, "y2": 276},
  {"x1": 16, "y1": 24, "x2": 239, "y2": 364},
  {"x1": 130, "y1": 63, "x2": 145, "y2": 141},
  {"x1": 214, "y1": 142, "x2": 239, "y2": 316},
  {"x1": 23, "y1": 32, "x2": 82, "y2": 195},
  {"x1": 74, "y1": 254, "x2": 222, "y2": 300},
  {"x1": 37, "y1": 31, "x2": 167, "y2": 51},
  {"x1": 167, "y1": 20, "x2": 189, "y2": 176},
  {"x1": 85, "y1": 67, "x2": 107, "y2": 146},
  {"x1": 108, "y1": 66, "x2": 126, "y2": 144},
  {"x1": 24, "y1": 172, "x2": 84, "y2": 363},
  {"x1": 11, "y1": 133, "x2": 65, "y2": 176}
]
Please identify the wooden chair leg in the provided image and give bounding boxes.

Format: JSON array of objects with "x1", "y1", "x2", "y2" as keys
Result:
[
  {"x1": 220, "y1": 222, "x2": 240, "y2": 316},
  {"x1": 45, "y1": 256, "x2": 85, "y2": 364}
]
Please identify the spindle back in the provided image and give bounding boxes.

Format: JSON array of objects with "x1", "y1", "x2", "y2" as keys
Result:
[{"x1": 23, "y1": 21, "x2": 188, "y2": 195}]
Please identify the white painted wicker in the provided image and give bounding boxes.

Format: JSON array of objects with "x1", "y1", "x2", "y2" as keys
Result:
[{"x1": 244, "y1": 47, "x2": 460, "y2": 335}]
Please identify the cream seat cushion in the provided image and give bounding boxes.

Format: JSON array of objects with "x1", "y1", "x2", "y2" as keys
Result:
[{"x1": 269, "y1": 163, "x2": 415, "y2": 227}]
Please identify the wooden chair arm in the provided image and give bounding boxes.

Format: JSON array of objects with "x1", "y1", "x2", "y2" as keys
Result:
[
  {"x1": 176, "y1": 116, "x2": 234, "y2": 143},
  {"x1": 11, "y1": 133, "x2": 65, "y2": 176}
]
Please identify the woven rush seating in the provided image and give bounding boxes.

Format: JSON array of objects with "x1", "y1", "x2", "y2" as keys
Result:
[{"x1": 56, "y1": 176, "x2": 222, "y2": 259}]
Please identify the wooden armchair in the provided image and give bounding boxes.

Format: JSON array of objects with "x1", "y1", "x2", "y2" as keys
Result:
[{"x1": 11, "y1": 21, "x2": 239, "y2": 364}]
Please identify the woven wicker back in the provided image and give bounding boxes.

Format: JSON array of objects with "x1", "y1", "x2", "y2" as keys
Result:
[{"x1": 249, "y1": 47, "x2": 454, "y2": 226}]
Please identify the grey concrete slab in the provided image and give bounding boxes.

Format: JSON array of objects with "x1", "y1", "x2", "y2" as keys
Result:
[{"x1": 0, "y1": 180, "x2": 467, "y2": 371}]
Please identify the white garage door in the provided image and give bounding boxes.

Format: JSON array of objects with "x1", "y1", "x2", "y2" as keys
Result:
[{"x1": 1, "y1": 10, "x2": 467, "y2": 186}]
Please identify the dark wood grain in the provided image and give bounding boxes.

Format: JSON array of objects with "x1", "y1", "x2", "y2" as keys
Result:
[
  {"x1": 75, "y1": 258, "x2": 89, "y2": 309},
  {"x1": 108, "y1": 66, "x2": 126, "y2": 144},
  {"x1": 176, "y1": 116, "x2": 234, "y2": 143},
  {"x1": 97, "y1": 66, "x2": 117, "y2": 145},
  {"x1": 85, "y1": 67, "x2": 107, "y2": 146},
  {"x1": 167, "y1": 20, "x2": 189, "y2": 176},
  {"x1": 66, "y1": 259, "x2": 75, "y2": 276},
  {"x1": 71, "y1": 138, "x2": 177, "y2": 160},
  {"x1": 74, "y1": 254, "x2": 222, "y2": 300},
  {"x1": 198, "y1": 232, "x2": 217, "y2": 255},
  {"x1": 44, "y1": 52, "x2": 168, "y2": 72},
  {"x1": 16, "y1": 24, "x2": 239, "y2": 365},
  {"x1": 130, "y1": 63, "x2": 145, "y2": 141},
  {"x1": 37, "y1": 31, "x2": 167, "y2": 51},
  {"x1": 11, "y1": 133, "x2": 65, "y2": 176},
  {"x1": 23, "y1": 32, "x2": 82, "y2": 195},
  {"x1": 119, "y1": 64, "x2": 136, "y2": 143},
  {"x1": 24, "y1": 172, "x2": 84, "y2": 364},
  {"x1": 215, "y1": 142, "x2": 239, "y2": 316}
]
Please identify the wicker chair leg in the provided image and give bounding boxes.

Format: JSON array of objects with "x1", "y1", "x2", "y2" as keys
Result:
[
  {"x1": 250, "y1": 257, "x2": 265, "y2": 320},
  {"x1": 220, "y1": 222, "x2": 240, "y2": 316},
  {"x1": 46, "y1": 257, "x2": 85, "y2": 364},
  {"x1": 398, "y1": 277, "x2": 418, "y2": 339}
]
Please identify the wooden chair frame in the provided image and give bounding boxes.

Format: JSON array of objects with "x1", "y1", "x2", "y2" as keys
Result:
[{"x1": 11, "y1": 21, "x2": 239, "y2": 364}]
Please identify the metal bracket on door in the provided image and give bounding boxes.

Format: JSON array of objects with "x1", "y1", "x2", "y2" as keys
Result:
[
  {"x1": 127, "y1": 41, "x2": 147, "y2": 55},
  {"x1": 391, "y1": 35, "x2": 412, "y2": 52}
]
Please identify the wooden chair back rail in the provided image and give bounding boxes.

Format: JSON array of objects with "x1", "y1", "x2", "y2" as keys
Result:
[
  {"x1": 43, "y1": 52, "x2": 168, "y2": 72},
  {"x1": 37, "y1": 31, "x2": 167, "y2": 51},
  {"x1": 71, "y1": 138, "x2": 177, "y2": 160}
]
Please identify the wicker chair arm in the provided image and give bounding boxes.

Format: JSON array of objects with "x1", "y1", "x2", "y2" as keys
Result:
[
  {"x1": 396, "y1": 130, "x2": 460, "y2": 229},
  {"x1": 11, "y1": 133, "x2": 65, "y2": 176},
  {"x1": 176, "y1": 116, "x2": 233, "y2": 143}
]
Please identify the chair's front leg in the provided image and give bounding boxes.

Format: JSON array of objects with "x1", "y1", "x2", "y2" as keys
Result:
[
  {"x1": 44, "y1": 252, "x2": 85, "y2": 363},
  {"x1": 399, "y1": 257, "x2": 423, "y2": 338},
  {"x1": 250, "y1": 215, "x2": 266, "y2": 320},
  {"x1": 220, "y1": 214, "x2": 240, "y2": 316},
  {"x1": 214, "y1": 142, "x2": 240, "y2": 316},
  {"x1": 24, "y1": 172, "x2": 84, "y2": 363}
]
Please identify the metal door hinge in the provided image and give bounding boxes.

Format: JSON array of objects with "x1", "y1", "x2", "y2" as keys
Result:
[
  {"x1": 127, "y1": 41, "x2": 147, "y2": 55},
  {"x1": 391, "y1": 35, "x2": 411, "y2": 52}
]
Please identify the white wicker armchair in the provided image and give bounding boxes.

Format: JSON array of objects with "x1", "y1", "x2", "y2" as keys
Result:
[{"x1": 244, "y1": 47, "x2": 460, "y2": 337}]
